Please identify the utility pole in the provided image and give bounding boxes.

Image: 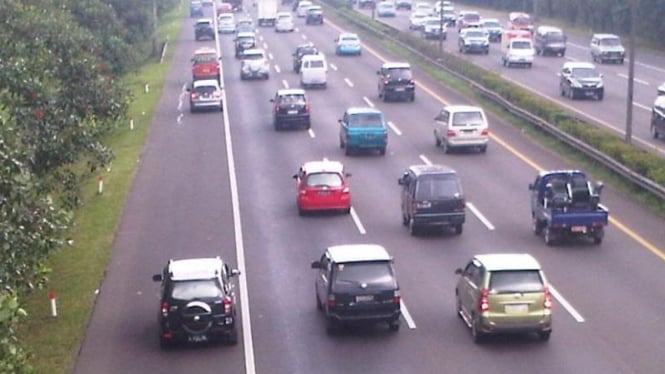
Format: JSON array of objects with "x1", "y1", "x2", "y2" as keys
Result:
[{"x1": 625, "y1": 0, "x2": 637, "y2": 143}]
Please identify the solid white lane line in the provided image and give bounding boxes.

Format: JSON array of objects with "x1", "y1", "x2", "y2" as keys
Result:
[
  {"x1": 634, "y1": 102, "x2": 651, "y2": 111},
  {"x1": 419, "y1": 154, "x2": 433, "y2": 165},
  {"x1": 329, "y1": 63, "x2": 338, "y2": 71},
  {"x1": 400, "y1": 300, "x2": 417, "y2": 329},
  {"x1": 618, "y1": 73, "x2": 649, "y2": 85},
  {"x1": 465, "y1": 202, "x2": 495, "y2": 231},
  {"x1": 362, "y1": 96, "x2": 374, "y2": 108},
  {"x1": 387, "y1": 121, "x2": 402, "y2": 136},
  {"x1": 308, "y1": 128, "x2": 315, "y2": 138},
  {"x1": 549, "y1": 285, "x2": 585, "y2": 323},
  {"x1": 344, "y1": 78, "x2": 354, "y2": 87},
  {"x1": 218, "y1": 33, "x2": 256, "y2": 374},
  {"x1": 274, "y1": 65, "x2": 281, "y2": 73},
  {"x1": 282, "y1": 80, "x2": 289, "y2": 89},
  {"x1": 350, "y1": 207, "x2": 366, "y2": 234}
]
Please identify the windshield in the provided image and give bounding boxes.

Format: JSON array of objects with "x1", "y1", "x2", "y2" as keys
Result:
[
  {"x1": 305, "y1": 172, "x2": 343, "y2": 187},
  {"x1": 464, "y1": 14, "x2": 480, "y2": 22},
  {"x1": 452, "y1": 111, "x2": 484, "y2": 126},
  {"x1": 465, "y1": 31, "x2": 486, "y2": 38},
  {"x1": 308, "y1": 60, "x2": 325, "y2": 68},
  {"x1": 347, "y1": 113, "x2": 384, "y2": 127},
  {"x1": 341, "y1": 36, "x2": 358, "y2": 43},
  {"x1": 415, "y1": 175, "x2": 460, "y2": 200},
  {"x1": 483, "y1": 21, "x2": 500, "y2": 28},
  {"x1": 278, "y1": 94, "x2": 306, "y2": 104},
  {"x1": 332, "y1": 262, "x2": 395, "y2": 288},
  {"x1": 546, "y1": 33, "x2": 565, "y2": 42},
  {"x1": 513, "y1": 40, "x2": 532, "y2": 49},
  {"x1": 170, "y1": 279, "x2": 222, "y2": 300},
  {"x1": 385, "y1": 68, "x2": 412, "y2": 79},
  {"x1": 489, "y1": 270, "x2": 544, "y2": 294},
  {"x1": 600, "y1": 37, "x2": 621, "y2": 46},
  {"x1": 572, "y1": 67, "x2": 600, "y2": 78},
  {"x1": 238, "y1": 36, "x2": 254, "y2": 43},
  {"x1": 193, "y1": 54, "x2": 216, "y2": 64}
]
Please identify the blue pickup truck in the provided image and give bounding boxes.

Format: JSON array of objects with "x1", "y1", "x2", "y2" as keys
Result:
[{"x1": 529, "y1": 170, "x2": 609, "y2": 245}]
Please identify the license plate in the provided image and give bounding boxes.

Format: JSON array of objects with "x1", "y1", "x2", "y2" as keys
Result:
[
  {"x1": 356, "y1": 295, "x2": 373, "y2": 302},
  {"x1": 395, "y1": 87, "x2": 405, "y2": 92},
  {"x1": 571, "y1": 225, "x2": 587, "y2": 233},
  {"x1": 365, "y1": 134, "x2": 375, "y2": 139},
  {"x1": 585, "y1": 91, "x2": 595, "y2": 96},
  {"x1": 188, "y1": 334, "x2": 208, "y2": 343},
  {"x1": 287, "y1": 110, "x2": 298, "y2": 115},
  {"x1": 504, "y1": 304, "x2": 528, "y2": 314},
  {"x1": 318, "y1": 190, "x2": 330, "y2": 195}
]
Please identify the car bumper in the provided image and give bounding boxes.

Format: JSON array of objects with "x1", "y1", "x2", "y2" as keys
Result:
[
  {"x1": 191, "y1": 100, "x2": 222, "y2": 110},
  {"x1": 385, "y1": 86, "x2": 415, "y2": 98},
  {"x1": 160, "y1": 316, "x2": 236, "y2": 342},
  {"x1": 337, "y1": 46, "x2": 361, "y2": 55},
  {"x1": 447, "y1": 137, "x2": 489, "y2": 148},
  {"x1": 241, "y1": 69, "x2": 269, "y2": 78},
  {"x1": 505, "y1": 55, "x2": 534, "y2": 64},
  {"x1": 327, "y1": 308, "x2": 401, "y2": 325},
  {"x1": 599, "y1": 53, "x2": 625, "y2": 61},
  {"x1": 479, "y1": 313, "x2": 552, "y2": 334},
  {"x1": 345, "y1": 137, "x2": 387, "y2": 149},
  {"x1": 298, "y1": 196, "x2": 350, "y2": 211},
  {"x1": 275, "y1": 113, "x2": 310, "y2": 126},
  {"x1": 462, "y1": 44, "x2": 489, "y2": 52},
  {"x1": 412, "y1": 212, "x2": 465, "y2": 227},
  {"x1": 306, "y1": 16, "x2": 323, "y2": 23}
]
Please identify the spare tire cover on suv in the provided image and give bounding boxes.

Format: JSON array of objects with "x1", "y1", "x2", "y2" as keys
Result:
[{"x1": 181, "y1": 300, "x2": 213, "y2": 334}]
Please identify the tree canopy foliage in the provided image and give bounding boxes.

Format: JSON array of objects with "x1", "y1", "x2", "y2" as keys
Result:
[{"x1": 0, "y1": 0, "x2": 177, "y2": 370}]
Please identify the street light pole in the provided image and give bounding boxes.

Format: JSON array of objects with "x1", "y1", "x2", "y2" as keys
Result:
[
  {"x1": 439, "y1": 1, "x2": 444, "y2": 52},
  {"x1": 625, "y1": 0, "x2": 637, "y2": 143}
]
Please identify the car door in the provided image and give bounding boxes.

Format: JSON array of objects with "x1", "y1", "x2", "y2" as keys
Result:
[
  {"x1": 315, "y1": 254, "x2": 331, "y2": 308},
  {"x1": 458, "y1": 261, "x2": 482, "y2": 318},
  {"x1": 434, "y1": 108, "x2": 449, "y2": 142}
]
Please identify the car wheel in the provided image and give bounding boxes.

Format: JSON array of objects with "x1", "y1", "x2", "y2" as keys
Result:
[
  {"x1": 455, "y1": 294, "x2": 463, "y2": 319},
  {"x1": 560, "y1": 86, "x2": 566, "y2": 97},
  {"x1": 539, "y1": 330, "x2": 552, "y2": 341},
  {"x1": 533, "y1": 217, "x2": 544, "y2": 235},
  {"x1": 379, "y1": 147, "x2": 386, "y2": 156},
  {"x1": 568, "y1": 88, "x2": 575, "y2": 100},
  {"x1": 344, "y1": 146, "x2": 352, "y2": 156},
  {"x1": 325, "y1": 319, "x2": 337, "y2": 335},
  {"x1": 454, "y1": 224, "x2": 463, "y2": 235},
  {"x1": 619, "y1": 58, "x2": 624, "y2": 64},
  {"x1": 316, "y1": 292, "x2": 323, "y2": 310},
  {"x1": 264, "y1": 73, "x2": 269, "y2": 80},
  {"x1": 274, "y1": 121, "x2": 281, "y2": 131},
  {"x1": 409, "y1": 218, "x2": 419, "y2": 236},
  {"x1": 480, "y1": 145, "x2": 487, "y2": 153},
  {"x1": 388, "y1": 321, "x2": 400, "y2": 332},
  {"x1": 402, "y1": 213, "x2": 409, "y2": 226},
  {"x1": 651, "y1": 124, "x2": 659, "y2": 139},
  {"x1": 471, "y1": 316, "x2": 485, "y2": 344},
  {"x1": 339, "y1": 137, "x2": 345, "y2": 149},
  {"x1": 159, "y1": 337, "x2": 172, "y2": 350},
  {"x1": 597, "y1": 91, "x2": 604, "y2": 101},
  {"x1": 544, "y1": 226, "x2": 555, "y2": 246},
  {"x1": 410, "y1": 93, "x2": 415, "y2": 102},
  {"x1": 226, "y1": 328, "x2": 239, "y2": 345},
  {"x1": 441, "y1": 141, "x2": 449, "y2": 154},
  {"x1": 298, "y1": 207, "x2": 306, "y2": 216},
  {"x1": 304, "y1": 121, "x2": 311, "y2": 130},
  {"x1": 343, "y1": 207, "x2": 351, "y2": 214}
]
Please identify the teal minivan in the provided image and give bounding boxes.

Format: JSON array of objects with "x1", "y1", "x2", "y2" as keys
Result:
[{"x1": 338, "y1": 107, "x2": 388, "y2": 156}]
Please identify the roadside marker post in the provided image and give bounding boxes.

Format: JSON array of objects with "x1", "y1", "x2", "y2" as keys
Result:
[
  {"x1": 130, "y1": 117, "x2": 134, "y2": 130},
  {"x1": 49, "y1": 291, "x2": 57, "y2": 318},
  {"x1": 98, "y1": 176, "x2": 104, "y2": 195}
]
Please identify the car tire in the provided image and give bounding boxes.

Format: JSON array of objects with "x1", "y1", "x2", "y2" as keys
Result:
[
  {"x1": 544, "y1": 226, "x2": 555, "y2": 246},
  {"x1": 298, "y1": 207, "x2": 306, "y2": 216},
  {"x1": 410, "y1": 93, "x2": 415, "y2": 102},
  {"x1": 316, "y1": 293, "x2": 323, "y2": 310},
  {"x1": 274, "y1": 121, "x2": 281, "y2": 131},
  {"x1": 304, "y1": 121, "x2": 311, "y2": 130},
  {"x1": 454, "y1": 224, "x2": 463, "y2": 235},
  {"x1": 409, "y1": 218, "x2": 419, "y2": 236},
  {"x1": 651, "y1": 124, "x2": 659, "y2": 139},
  {"x1": 533, "y1": 217, "x2": 544, "y2": 235},
  {"x1": 479, "y1": 145, "x2": 487, "y2": 153},
  {"x1": 343, "y1": 207, "x2": 351, "y2": 214},
  {"x1": 568, "y1": 88, "x2": 575, "y2": 100},
  {"x1": 325, "y1": 319, "x2": 337, "y2": 335},
  {"x1": 227, "y1": 329, "x2": 239, "y2": 345},
  {"x1": 441, "y1": 141, "x2": 449, "y2": 154},
  {"x1": 159, "y1": 336, "x2": 172, "y2": 350},
  {"x1": 597, "y1": 92, "x2": 604, "y2": 101},
  {"x1": 539, "y1": 330, "x2": 552, "y2": 341},
  {"x1": 344, "y1": 146, "x2": 352, "y2": 156},
  {"x1": 455, "y1": 294, "x2": 463, "y2": 320},
  {"x1": 471, "y1": 316, "x2": 485, "y2": 344},
  {"x1": 379, "y1": 147, "x2": 386, "y2": 156},
  {"x1": 402, "y1": 213, "x2": 409, "y2": 226},
  {"x1": 388, "y1": 321, "x2": 400, "y2": 332}
]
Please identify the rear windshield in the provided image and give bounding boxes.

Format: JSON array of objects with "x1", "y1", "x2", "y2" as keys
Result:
[
  {"x1": 196, "y1": 21, "x2": 212, "y2": 27},
  {"x1": 170, "y1": 279, "x2": 222, "y2": 300},
  {"x1": 600, "y1": 37, "x2": 621, "y2": 46},
  {"x1": 571, "y1": 67, "x2": 599, "y2": 78},
  {"x1": 193, "y1": 55, "x2": 216, "y2": 64},
  {"x1": 194, "y1": 85, "x2": 218, "y2": 93},
  {"x1": 305, "y1": 172, "x2": 342, "y2": 187},
  {"x1": 451, "y1": 111, "x2": 484, "y2": 126},
  {"x1": 347, "y1": 113, "x2": 384, "y2": 127},
  {"x1": 489, "y1": 270, "x2": 544, "y2": 294},
  {"x1": 308, "y1": 60, "x2": 325, "y2": 68},
  {"x1": 414, "y1": 175, "x2": 460, "y2": 200},
  {"x1": 332, "y1": 262, "x2": 395, "y2": 288},
  {"x1": 465, "y1": 31, "x2": 486, "y2": 38},
  {"x1": 483, "y1": 21, "x2": 500, "y2": 28},
  {"x1": 464, "y1": 14, "x2": 480, "y2": 22},
  {"x1": 512, "y1": 40, "x2": 532, "y2": 49},
  {"x1": 278, "y1": 94, "x2": 306, "y2": 104},
  {"x1": 243, "y1": 52, "x2": 264, "y2": 60},
  {"x1": 385, "y1": 68, "x2": 412, "y2": 80}
]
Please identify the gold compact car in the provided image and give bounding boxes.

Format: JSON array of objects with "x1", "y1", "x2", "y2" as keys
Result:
[{"x1": 454, "y1": 253, "x2": 553, "y2": 343}]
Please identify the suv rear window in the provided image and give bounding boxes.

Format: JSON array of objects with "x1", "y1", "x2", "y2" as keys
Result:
[
  {"x1": 332, "y1": 262, "x2": 395, "y2": 288},
  {"x1": 194, "y1": 85, "x2": 218, "y2": 93},
  {"x1": 309, "y1": 60, "x2": 325, "y2": 68},
  {"x1": 348, "y1": 113, "x2": 384, "y2": 127},
  {"x1": 170, "y1": 279, "x2": 222, "y2": 300},
  {"x1": 193, "y1": 55, "x2": 216, "y2": 64},
  {"x1": 414, "y1": 175, "x2": 459, "y2": 200},
  {"x1": 278, "y1": 94, "x2": 306, "y2": 104},
  {"x1": 489, "y1": 270, "x2": 544, "y2": 294},
  {"x1": 451, "y1": 111, "x2": 484, "y2": 126},
  {"x1": 384, "y1": 68, "x2": 411, "y2": 80}
]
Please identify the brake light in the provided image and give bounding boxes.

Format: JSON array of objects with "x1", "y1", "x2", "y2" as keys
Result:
[
  {"x1": 478, "y1": 288, "x2": 490, "y2": 312},
  {"x1": 592, "y1": 221, "x2": 604, "y2": 227},
  {"x1": 160, "y1": 301, "x2": 169, "y2": 317},
  {"x1": 190, "y1": 92, "x2": 199, "y2": 99},
  {"x1": 447, "y1": 129, "x2": 456, "y2": 137},
  {"x1": 383, "y1": 79, "x2": 389, "y2": 85},
  {"x1": 458, "y1": 200, "x2": 466, "y2": 209},
  {"x1": 299, "y1": 189, "x2": 307, "y2": 195},
  {"x1": 409, "y1": 79, "x2": 415, "y2": 85},
  {"x1": 392, "y1": 290, "x2": 401, "y2": 304},
  {"x1": 481, "y1": 128, "x2": 489, "y2": 136},
  {"x1": 327, "y1": 294, "x2": 336, "y2": 308},
  {"x1": 543, "y1": 287, "x2": 553, "y2": 310},
  {"x1": 223, "y1": 296, "x2": 233, "y2": 314}
]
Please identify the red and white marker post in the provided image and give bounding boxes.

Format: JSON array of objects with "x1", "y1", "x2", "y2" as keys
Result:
[
  {"x1": 49, "y1": 291, "x2": 57, "y2": 318},
  {"x1": 98, "y1": 176, "x2": 104, "y2": 195}
]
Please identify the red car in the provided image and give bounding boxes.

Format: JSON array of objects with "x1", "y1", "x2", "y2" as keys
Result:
[
  {"x1": 293, "y1": 160, "x2": 351, "y2": 215},
  {"x1": 217, "y1": 3, "x2": 233, "y2": 15},
  {"x1": 507, "y1": 12, "x2": 534, "y2": 33},
  {"x1": 191, "y1": 47, "x2": 220, "y2": 81}
]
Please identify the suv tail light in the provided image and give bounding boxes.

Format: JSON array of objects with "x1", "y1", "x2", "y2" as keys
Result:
[
  {"x1": 190, "y1": 92, "x2": 199, "y2": 99},
  {"x1": 481, "y1": 128, "x2": 489, "y2": 136},
  {"x1": 392, "y1": 290, "x2": 401, "y2": 304},
  {"x1": 408, "y1": 79, "x2": 415, "y2": 85},
  {"x1": 274, "y1": 104, "x2": 279, "y2": 113},
  {"x1": 327, "y1": 294, "x2": 336, "y2": 308},
  {"x1": 161, "y1": 301, "x2": 169, "y2": 317},
  {"x1": 478, "y1": 288, "x2": 490, "y2": 312},
  {"x1": 543, "y1": 287, "x2": 553, "y2": 310},
  {"x1": 223, "y1": 296, "x2": 233, "y2": 314},
  {"x1": 447, "y1": 129, "x2": 456, "y2": 137}
]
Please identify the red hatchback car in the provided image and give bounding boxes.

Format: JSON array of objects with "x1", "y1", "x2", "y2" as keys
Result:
[{"x1": 293, "y1": 160, "x2": 351, "y2": 215}]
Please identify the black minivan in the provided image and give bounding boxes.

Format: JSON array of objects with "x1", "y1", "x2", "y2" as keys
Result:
[{"x1": 398, "y1": 164, "x2": 466, "y2": 235}]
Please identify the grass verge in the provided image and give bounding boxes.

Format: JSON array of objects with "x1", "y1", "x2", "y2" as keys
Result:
[{"x1": 16, "y1": 6, "x2": 185, "y2": 374}]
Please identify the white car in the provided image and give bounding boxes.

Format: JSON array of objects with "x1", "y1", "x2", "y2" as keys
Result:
[
  {"x1": 296, "y1": 1, "x2": 313, "y2": 17},
  {"x1": 240, "y1": 48, "x2": 270, "y2": 80},
  {"x1": 408, "y1": 11, "x2": 428, "y2": 30},
  {"x1": 300, "y1": 54, "x2": 328, "y2": 88},
  {"x1": 275, "y1": 12, "x2": 295, "y2": 32},
  {"x1": 434, "y1": 105, "x2": 489, "y2": 153},
  {"x1": 413, "y1": 2, "x2": 434, "y2": 16},
  {"x1": 217, "y1": 13, "x2": 236, "y2": 34},
  {"x1": 502, "y1": 37, "x2": 535, "y2": 68},
  {"x1": 188, "y1": 79, "x2": 223, "y2": 113}
]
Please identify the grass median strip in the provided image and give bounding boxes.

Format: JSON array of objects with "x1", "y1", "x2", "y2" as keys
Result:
[{"x1": 16, "y1": 7, "x2": 185, "y2": 374}]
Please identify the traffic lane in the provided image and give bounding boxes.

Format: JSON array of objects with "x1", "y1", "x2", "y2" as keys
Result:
[
  {"x1": 245, "y1": 15, "x2": 660, "y2": 374},
  {"x1": 75, "y1": 18, "x2": 245, "y2": 374},
  {"x1": 367, "y1": 9, "x2": 664, "y2": 151}
]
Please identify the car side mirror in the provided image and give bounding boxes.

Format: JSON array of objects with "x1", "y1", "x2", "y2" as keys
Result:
[
  {"x1": 376, "y1": 71, "x2": 380, "y2": 75},
  {"x1": 152, "y1": 274, "x2": 163, "y2": 282},
  {"x1": 311, "y1": 261, "x2": 322, "y2": 269},
  {"x1": 292, "y1": 174, "x2": 298, "y2": 179},
  {"x1": 338, "y1": 119, "x2": 342, "y2": 123},
  {"x1": 594, "y1": 181, "x2": 604, "y2": 195},
  {"x1": 454, "y1": 268, "x2": 463, "y2": 275},
  {"x1": 270, "y1": 98, "x2": 275, "y2": 102},
  {"x1": 230, "y1": 269, "x2": 241, "y2": 277}
]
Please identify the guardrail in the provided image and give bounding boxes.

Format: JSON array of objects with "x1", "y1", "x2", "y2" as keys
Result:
[{"x1": 322, "y1": 3, "x2": 665, "y2": 201}]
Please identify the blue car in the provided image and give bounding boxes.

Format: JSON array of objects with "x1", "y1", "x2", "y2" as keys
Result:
[
  {"x1": 335, "y1": 33, "x2": 362, "y2": 56},
  {"x1": 339, "y1": 107, "x2": 388, "y2": 155},
  {"x1": 190, "y1": 1, "x2": 204, "y2": 17}
]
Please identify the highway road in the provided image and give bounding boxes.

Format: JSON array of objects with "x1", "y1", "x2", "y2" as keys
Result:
[
  {"x1": 74, "y1": 3, "x2": 665, "y2": 374},
  {"x1": 356, "y1": 3, "x2": 665, "y2": 157}
]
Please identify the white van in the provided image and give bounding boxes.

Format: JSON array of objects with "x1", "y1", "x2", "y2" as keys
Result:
[
  {"x1": 300, "y1": 54, "x2": 327, "y2": 88},
  {"x1": 433, "y1": 105, "x2": 489, "y2": 153}
]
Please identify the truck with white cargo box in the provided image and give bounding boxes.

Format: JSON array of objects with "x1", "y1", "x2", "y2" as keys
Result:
[{"x1": 257, "y1": 0, "x2": 278, "y2": 26}]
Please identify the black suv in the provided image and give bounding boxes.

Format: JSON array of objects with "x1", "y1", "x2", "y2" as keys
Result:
[
  {"x1": 292, "y1": 43, "x2": 319, "y2": 73},
  {"x1": 377, "y1": 62, "x2": 415, "y2": 102},
  {"x1": 270, "y1": 88, "x2": 311, "y2": 130},
  {"x1": 152, "y1": 257, "x2": 241, "y2": 348},
  {"x1": 311, "y1": 244, "x2": 401, "y2": 334},
  {"x1": 398, "y1": 164, "x2": 465, "y2": 235},
  {"x1": 194, "y1": 18, "x2": 215, "y2": 41}
]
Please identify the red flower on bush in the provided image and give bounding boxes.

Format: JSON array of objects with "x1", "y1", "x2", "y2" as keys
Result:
[{"x1": 35, "y1": 109, "x2": 45, "y2": 119}]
